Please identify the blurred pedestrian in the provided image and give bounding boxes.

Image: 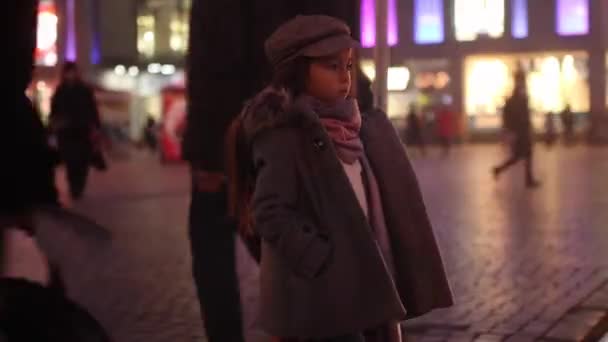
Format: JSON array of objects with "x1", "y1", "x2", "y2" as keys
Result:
[
  {"x1": 226, "y1": 15, "x2": 453, "y2": 341},
  {"x1": 406, "y1": 105, "x2": 426, "y2": 156},
  {"x1": 544, "y1": 111, "x2": 558, "y2": 148},
  {"x1": 5, "y1": 0, "x2": 59, "y2": 222},
  {"x1": 49, "y1": 62, "x2": 102, "y2": 200},
  {"x1": 561, "y1": 105, "x2": 575, "y2": 145},
  {"x1": 5, "y1": 0, "x2": 59, "y2": 270},
  {"x1": 492, "y1": 74, "x2": 541, "y2": 188},
  {"x1": 143, "y1": 116, "x2": 158, "y2": 152},
  {"x1": 437, "y1": 105, "x2": 457, "y2": 156}
]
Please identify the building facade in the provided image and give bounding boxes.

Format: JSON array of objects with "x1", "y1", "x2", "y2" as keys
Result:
[
  {"x1": 96, "y1": 0, "x2": 191, "y2": 140},
  {"x1": 32, "y1": 0, "x2": 608, "y2": 139},
  {"x1": 359, "y1": 0, "x2": 608, "y2": 137},
  {"x1": 31, "y1": 0, "x2": 191, "y2": 140}
]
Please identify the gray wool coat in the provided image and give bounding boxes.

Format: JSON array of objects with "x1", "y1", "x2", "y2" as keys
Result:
[{"x1": 242, "y1": 89, "x2": 453, "y2": 339}]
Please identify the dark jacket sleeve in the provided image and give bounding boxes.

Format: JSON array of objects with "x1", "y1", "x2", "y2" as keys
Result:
[
  {"x1": 251, "y1": 128, "x2": 331, "y2": 278},
  {"x1": 85, "y1": 86, "x2": 101, "y2": 128},
  {"x1": 49, "y1": 87, "x2": 63, "y2": 131}
]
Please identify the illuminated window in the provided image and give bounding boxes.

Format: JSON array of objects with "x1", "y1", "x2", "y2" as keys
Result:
[
  {"x1": 414, "y1": 0, "x2": 444, "y2": 44},
  {"x1": 137, "y1": 15, "x2": 155, "y2": 58},
  {"x1": 36, "y1": 0, "x2": 58, "y2": 66},
  {"x1": 361, "y1": 0, "x2": 398, "y2": 47},
  {"x1": 454, "y1": 0, "x2": 505, "y2": 41},
  {"x1": 137, "y1": 0, "x2": 191, "y2": 58},
  {"x1": 556, "y1": 0, "x2": 589, "y2": 36},
  {"x1": 169, "y1": 14, "x2": 189, "y2": 53},
  {"x1": 511, "y1": 0, "x2": 528, "y2": 39}
]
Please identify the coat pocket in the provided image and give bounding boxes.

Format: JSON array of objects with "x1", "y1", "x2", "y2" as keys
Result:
[{"x1": 276, "y1": 219, "x2": 332, "y2": 278}]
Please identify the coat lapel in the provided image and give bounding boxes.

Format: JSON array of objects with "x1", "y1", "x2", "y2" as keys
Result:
[{"x1": 303, "y1": 119, "x2": 370, "y2": 231}]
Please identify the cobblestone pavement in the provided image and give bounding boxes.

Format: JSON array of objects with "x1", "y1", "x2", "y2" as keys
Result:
[
  {"x1": 403, "y1": 145, "x2": 608, "y2": 341},
  {"x1": 34, "y1": 145, "x2": 607, "y2": 342}
]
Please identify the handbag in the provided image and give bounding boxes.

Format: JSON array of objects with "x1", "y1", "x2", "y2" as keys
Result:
[
  {"x1": 90, "y1": 129, "x2": 108, "y2": 171},
  {"x1": 91, "y1": 148, "x2": 107, "y2": 171}
]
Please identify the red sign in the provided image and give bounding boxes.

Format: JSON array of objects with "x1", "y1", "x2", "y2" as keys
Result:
[{"x1": 160, "y1": 87, "x2": 187, "y2": 162}]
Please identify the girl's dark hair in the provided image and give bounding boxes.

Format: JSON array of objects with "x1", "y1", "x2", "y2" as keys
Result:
[
  {"x1": 270, "y1": 57, "x2": 311, "y2": 97},
  {"x1": 226, "y1": 58, "x2": 310, "y2": 241}
]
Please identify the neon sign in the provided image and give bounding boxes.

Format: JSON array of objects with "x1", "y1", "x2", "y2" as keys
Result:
[
  {"x1": 361, "y1": 0, "x2": 398, "y2": 48},
  {"x1": 36, "y1": 0, "x2": 58, "y2": 66}
]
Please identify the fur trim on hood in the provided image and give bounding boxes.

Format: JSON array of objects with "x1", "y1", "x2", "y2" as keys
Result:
[
  {"x1": 240, "y1": 86, "x2": 298, "y2": 143},
  {"x1": 239, "y1": 86, "x2": 378, "y2": 144}
]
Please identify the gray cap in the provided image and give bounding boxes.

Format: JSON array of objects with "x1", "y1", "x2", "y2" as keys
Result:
[{"x1": 265, "y1": 15, "x2": 359, "y2": 69}]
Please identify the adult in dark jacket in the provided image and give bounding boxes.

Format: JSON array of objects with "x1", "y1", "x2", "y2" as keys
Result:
[
  {"x1": 3, "y1": 1, "x2": 109, "y2": 341},
  {"x1": 182, "y1": 1, "x2": 358, "y2": 341},
  {"x1": 492, "y1": 79, "x2": 540, "y2": 188},
  {"x1": 3, "y1": 0, "x2": 58, "y2": 243},
  {"x1": 50, "y1": 62, "x2": 101, "y2": 200}
]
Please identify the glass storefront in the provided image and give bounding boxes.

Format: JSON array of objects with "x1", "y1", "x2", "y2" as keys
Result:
[
  {"x1": 464, "y1": 52, "x2": 590, "y2": 130},
  {"x1": 98, "y1": 67, "x2": 185, "y2": 140},
  {"x1": 360, "y1": 59, "x2": 452, "y2": 120}
]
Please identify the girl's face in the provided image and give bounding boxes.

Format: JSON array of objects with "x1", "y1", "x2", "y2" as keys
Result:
[{"x1": 305, "y1": 48, "x2": 353, "y2": 104}]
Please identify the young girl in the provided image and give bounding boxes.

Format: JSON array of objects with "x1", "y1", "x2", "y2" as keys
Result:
[{"x1": 227, "y1": 15, "x2": 453, "y2": 341}]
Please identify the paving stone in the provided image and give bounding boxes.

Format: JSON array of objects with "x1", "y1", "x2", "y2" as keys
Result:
[
  {"x1": 582, "y1": 282, "x2": 608, "y2": 310},
  {"x1": 503, "y1": 334, "x2": 539, "y2": 342},
  {"x1": 545, "y1": 310, "x2": 605, "y2": 341},
  {"x1": 521, "y1": 321, "x2": 553, "y2": 336},
  {"x1": 474, "y1": 334, "x2": 505, "y2": 342}
]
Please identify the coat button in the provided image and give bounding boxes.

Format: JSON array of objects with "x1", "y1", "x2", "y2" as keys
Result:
[{"x1": 313, "y1": 138, "x2": 326, "y2": 151}]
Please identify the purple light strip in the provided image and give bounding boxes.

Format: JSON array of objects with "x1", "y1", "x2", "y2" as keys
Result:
[
  {"x1": 361, "y1": 0, "x2": 376, "y2": 47},
  {"x1": 65, "y1": 0, "x2": 77, "y2": 61},
  {"x1": 512, "y1": 0, "x2": 528, "y2": 38},
  {"x1": 90, "y1": 0, "x2": 101, "y2": 64},
  {"x1": 557, "y1": 0, "x2": 589, "y2": 36},
  {"x1": 387, "y1": 0, "x2": 398, "y2": 45},
  {"x1": 361, "y1": 0, "x2": 398, "y2": 47},
  {"x1": 414, "y1": 0, "x2": 444, "y2": 44}
]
